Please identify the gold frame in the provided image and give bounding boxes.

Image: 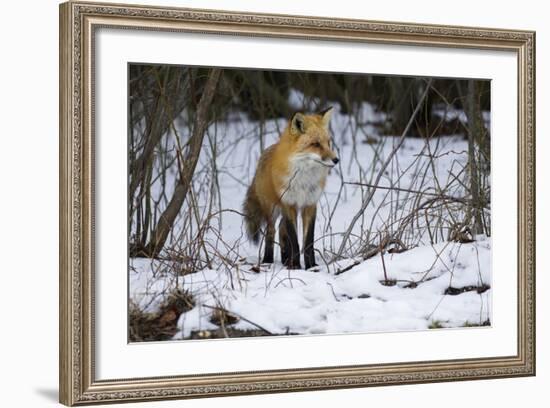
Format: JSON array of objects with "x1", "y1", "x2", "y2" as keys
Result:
[{"x1": 59, "y1": 1, "x2": 536, "y2": 405}]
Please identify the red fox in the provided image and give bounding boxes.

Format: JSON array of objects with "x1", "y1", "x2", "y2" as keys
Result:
[{"x1": 243, "y1": 108, "x2": 338, "y2": 269}]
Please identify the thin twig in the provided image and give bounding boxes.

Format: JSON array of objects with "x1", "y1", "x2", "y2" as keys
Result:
[
  {"x1": 201, "y1": 304, "x2": 273, "y2": 335},
  {"x1": 331, "y1": 79, "x2": 433, "y2": 262}
]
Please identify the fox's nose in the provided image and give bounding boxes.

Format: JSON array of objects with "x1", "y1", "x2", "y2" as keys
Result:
[{"x1": 332, "y1": 157, "x2": 340, "y2": 165}]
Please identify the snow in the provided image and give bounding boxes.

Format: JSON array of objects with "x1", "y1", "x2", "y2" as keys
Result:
[
  {"x1": 130, "y1": 237, "x2": 491, "y2": 338},
  {"x1": 129, "y1": 91, "x2": 492, "y2": 340},
  {"x1": 433, "y1": 103, "x2": 491, "y2": 127}
]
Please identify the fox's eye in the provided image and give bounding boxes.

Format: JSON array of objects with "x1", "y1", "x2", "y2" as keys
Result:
[{"x1": 312, "y1": 142, "x2": 321, "y2": 148}]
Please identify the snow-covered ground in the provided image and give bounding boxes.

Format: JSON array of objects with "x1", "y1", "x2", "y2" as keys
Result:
[
  {"x1": 131, "y1": 237, "x2": 491, "y2": 338},
  {"x1": 129, "y1": 91, "x2": 492, "y2": 340}
]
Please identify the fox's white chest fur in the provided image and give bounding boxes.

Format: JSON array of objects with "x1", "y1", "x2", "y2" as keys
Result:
[{"x1": 280, "y1": 154, "x2": 329, "y2": 208}]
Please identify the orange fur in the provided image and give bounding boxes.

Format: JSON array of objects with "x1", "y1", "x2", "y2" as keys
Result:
[{"x1": 243, "y1": 108, "x2": 338, "y2": 269}]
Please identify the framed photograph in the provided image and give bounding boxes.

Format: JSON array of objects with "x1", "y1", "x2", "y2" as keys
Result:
[{"x1": 59, "y1": 1, "x2": 535, "y2": 405}]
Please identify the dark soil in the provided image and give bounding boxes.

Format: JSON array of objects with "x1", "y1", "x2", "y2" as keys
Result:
[
  {"x1": 187, "y1": 328, "x2": 298, "y2": 340},
  {"x1": 444, "y1": 284, "x2": 491, "y2": 296},
  {"x1": 129, "y1": 289, "x2": 195, "y2": 342}
]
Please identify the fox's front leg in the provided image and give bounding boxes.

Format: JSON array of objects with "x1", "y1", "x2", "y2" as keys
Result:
[
  {"x1": 262, "y1": 221, "x2": 275, "y2": 264},
  {"x1": 279, "y1": 206, "x2": 301, "y2": 269},
  {"x1": 302, "y1": 205, "x2": 317, "y2": 269}
]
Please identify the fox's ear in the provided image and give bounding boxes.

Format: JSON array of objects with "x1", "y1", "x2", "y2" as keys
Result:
[
  {"x1": 319, "y1": 106, "x2": 333, "y2": 128},
  {"x1": 290, "y1": 112, "x2": 306, "y2": 134}
]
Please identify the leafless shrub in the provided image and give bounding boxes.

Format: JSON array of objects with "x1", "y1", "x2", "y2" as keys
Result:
[
  {"x1": 129, "y1": 289, "x2": 195, "y2": 342},
  {"x1": 128, "y1": 66, "x2": 491, "y2": 339}
]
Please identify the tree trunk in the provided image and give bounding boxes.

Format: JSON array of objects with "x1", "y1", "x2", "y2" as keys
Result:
[
  {"x1": 129, "y1": 67, "x2": 192, "y2": 198},
  {"x1": 463, "y1": 79, "x2": 485, "y2": 235},
  {"x1": 138, "y1": 68, "x2": 223, "y2": 258}
]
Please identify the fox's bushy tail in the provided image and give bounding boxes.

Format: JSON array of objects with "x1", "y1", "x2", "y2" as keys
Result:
[{"x1": 243, "y1": 185, "x2": 263, "y2": 245}]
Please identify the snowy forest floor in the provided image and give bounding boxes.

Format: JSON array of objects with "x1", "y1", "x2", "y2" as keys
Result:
[
  {"x1": 129, "y1": 93, "x2": 491, "y2": 342},
  {"x1": 130, "y1": 237, "x2": 491, "y2": 341}
]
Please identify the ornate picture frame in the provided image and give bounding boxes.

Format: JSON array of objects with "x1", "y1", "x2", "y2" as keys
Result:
[{"x1": 59, "y1": 1, "x2": 535, "y2": 405}]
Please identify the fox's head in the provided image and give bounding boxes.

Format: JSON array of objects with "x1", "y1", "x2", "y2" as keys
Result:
[{"x1": 286, "y1": 107, "x2": 339, "y2": 167}]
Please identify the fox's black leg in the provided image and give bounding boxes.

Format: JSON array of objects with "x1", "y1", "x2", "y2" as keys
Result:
[
  {"x1": 302, "y1": 206, "x2": 318, "y2": 269},
  {"x1": 279, "y1": 209, "x2": 301, "y2": 269},
  {"x1": 261, "y1": 222, "x2": 275, "y2": 264}
]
